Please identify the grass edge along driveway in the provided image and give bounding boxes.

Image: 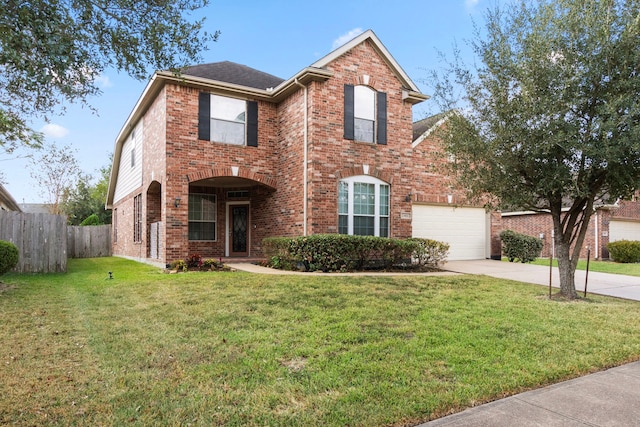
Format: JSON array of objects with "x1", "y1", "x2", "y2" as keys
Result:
[{"x1": 1, "y1": 257, "x2": 639, "y2": 426}]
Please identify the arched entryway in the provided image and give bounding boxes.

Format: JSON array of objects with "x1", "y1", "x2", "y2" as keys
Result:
[
  {"x1": 186, "y1": 169, "x2": 276, "y2": 259},
  {"x1": 146, "y1": 181, "x2": 162, "y2": 259}
]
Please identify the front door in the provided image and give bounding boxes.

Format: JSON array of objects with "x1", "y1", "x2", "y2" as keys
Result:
[{"x1": 230, "y1": 205, "x2": 249, "y2": 256}]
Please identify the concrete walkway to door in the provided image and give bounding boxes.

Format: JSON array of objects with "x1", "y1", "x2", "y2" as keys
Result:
[{"x1": 444, "y1": 259, "x2": 640, "y2": 301}]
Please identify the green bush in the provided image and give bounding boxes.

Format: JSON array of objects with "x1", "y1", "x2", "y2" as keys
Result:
[
  {"x1": 79, "y1": 214, "x2": 102, "y2": 226},
  {"x1": 0, "y1": 240, "x2": 19, "y2": 275},
  {"x1": 263, "y1": 234, "x2": 449, "y2": 272},
  {"x1": 608, "y1": 240, "x2": 640, "y2": 263},
  {"x1": 500, "y1": 229, "x2": 543, "y2": 263},
  {"x1": 408, "y1": 238, "x2": 450, "y2": 267}
]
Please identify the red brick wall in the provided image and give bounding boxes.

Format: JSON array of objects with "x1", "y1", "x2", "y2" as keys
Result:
[
  {"x1": 112, "y1": 38, "x2": 427, "y2": 264},
  {"x1": 305, "y1": 40, "x2": 415, "y2": 238},
  {"x1": 499, "y1": 210, "x2": 608, "y2": 260}
]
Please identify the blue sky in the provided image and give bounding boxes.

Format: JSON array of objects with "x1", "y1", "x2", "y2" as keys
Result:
[{"x1": 3, "y1": 0, "x2": 493, "y2": 204}]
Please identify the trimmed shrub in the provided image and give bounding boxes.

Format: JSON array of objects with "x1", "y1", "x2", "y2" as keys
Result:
[
  {"x1": 79, "y1": 214, "x2": 102, "y2": 226},
  {"x1": 608, "y1": 240, "x2": 640, "y2": 263},
  {"x1": 263, "y1": 234, "x2": 449, "y2": 272},
  {"x1": 0, "y1": 240, "x2": 19, "y2": 275},
  {"x1": 500, "y1": 229, "x2": 543, "y2": 263},
  {"x1": 408, "y1": 238, "x2": 450, "y2": 267}
]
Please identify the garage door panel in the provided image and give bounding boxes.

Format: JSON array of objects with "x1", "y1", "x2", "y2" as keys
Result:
[
  {"x1": 610, "y1": 220, "x2": 640, "y2": 242},
  {"x1": 412, "y1": 205, "x2": 487, "y2": 261}
]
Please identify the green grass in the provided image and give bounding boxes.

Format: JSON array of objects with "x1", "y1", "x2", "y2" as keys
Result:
[
  {"x1": 1, "y1": 257, "x2": 640, "y2": 426},
  {"x1": 529, "y1": 257, "x2": 640, "y2": 277}
]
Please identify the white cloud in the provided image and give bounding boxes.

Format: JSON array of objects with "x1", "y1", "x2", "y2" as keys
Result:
[
  {"x1": 95, "y1": 73, "x2": 113, "y2": 88},
  {"x1": 465, "y1": 0, "x2": 480, "y2": 11},
  {"x1": 41, "y1": 123, "x2": 69, "y2": 139},
  {"x1": 332, "y1": 28, "x2": 364, "y2": 50}
]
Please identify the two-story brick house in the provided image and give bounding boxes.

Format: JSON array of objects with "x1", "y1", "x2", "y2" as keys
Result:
[{"x1": 106, "y1": 30, "x2": 475, "y2": 265}]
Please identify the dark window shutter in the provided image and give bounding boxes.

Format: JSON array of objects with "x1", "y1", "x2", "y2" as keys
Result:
[
  {"x1": 246, "y1": 101, "x2": 258, "y2": 147},
  {"x1": 198, "y1": 92, "x2": 210, "y2": 141},
  {"x1": 376, "y1": 91, "x2": 387, "y2": 145},
  {"x1": 344, "y1": 84, "x2": 354, "y2": 140}
]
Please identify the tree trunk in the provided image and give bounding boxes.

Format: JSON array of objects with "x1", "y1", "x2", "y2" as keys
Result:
[
  {"x1": 551, "y1": 199, "x2": 594, "y2": 300},
  {"x1": 555, "y1": 240, "x2": 578, "y2": 299}
]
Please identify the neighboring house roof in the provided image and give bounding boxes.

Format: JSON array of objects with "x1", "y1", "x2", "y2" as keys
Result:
[
  {"x1": 0, "y1": 184, "x2": 21, "y2": 212},
  {"x1": 182, "y1": 61, "x2": 285, "y2": 90},
  {"x1": 19, "y1": 203, "x2": 52, "y2": 214},
  {"x1": 107, "y1": 29, "x2": 428, "y2": 208},
  {"x1": 412, "y1": 111, "x2": 454, "y2": 148}
]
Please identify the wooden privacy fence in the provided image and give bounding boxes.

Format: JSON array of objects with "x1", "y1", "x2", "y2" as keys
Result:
[
  {"x1": 0, "y1": 211, "x2": 67, "y2": 273},
  {"x1": 67, "y1": 225, "x2": 112, "y2": 259},
  {"x1": 0, "y1": 211, "x2": 112, "y2": 273}
]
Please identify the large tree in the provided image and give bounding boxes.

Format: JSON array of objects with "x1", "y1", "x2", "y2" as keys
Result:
[
  {"x1": 29, "y1": 142, "x2": 81, "y2": 215},
  {"x1": 0, "y1": 0, "x2": 217, "y2": 153},
  {"x1": 430, "y1": 0, "x2": 640, "y2": 298}
]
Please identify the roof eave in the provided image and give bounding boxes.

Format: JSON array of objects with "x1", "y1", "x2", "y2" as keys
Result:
[{"x1": 403, "y1": 90, "x2": 429, "y2": 105}]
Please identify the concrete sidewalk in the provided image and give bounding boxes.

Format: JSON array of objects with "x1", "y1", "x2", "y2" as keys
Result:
[
  {"x1": 418, "y1": 361, "x2": 640, "y2": 426},
  {"x1": 444, "y1": 259, "x2": 640, "y2": 301}
]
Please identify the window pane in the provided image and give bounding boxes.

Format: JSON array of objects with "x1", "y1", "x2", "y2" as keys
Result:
[
  {"x1": 354, "y1": 86, "x2": 375, "y2": 120},
  {"x1": 338, "y1": 181, "x2": 349, "y2": 214},
  {"x1": 354, "y1": 118, "x2": 374, "y2": 143},
  {"x1": 380, "y1": 185, "x2": 389, "y2": 216},
  {"x1": 379, "y1": 217, "x2": 389, "y2": 237},
  {"x1": 211, "y1": 95, "x2": 246, "y2": 122},
  {"x1": 188, "y1": 193, "x2": 216, "y2": 241},
  {"x1": 201, "y1": 195, "x2": 216, "y2": 220},
  {"x1": 338, "y1": 215, "x2": 348, "y2": 234},
  {"x1": 188, "y1": 222, "x2": 216, "y2": 240},
  {"x1": 353, "y1": 183, "x2": 375, "y2": 215},
  {"x1": 211, "y1": 119, "x2": 245, "y2": 145},
  {"x1": 354, "y1": 216, "x2": 374, "y2": 236}
]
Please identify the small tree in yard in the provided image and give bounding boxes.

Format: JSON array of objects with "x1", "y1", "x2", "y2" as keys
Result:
[
  {"x1": 29, "y1": 142, "x2": 81, "y2": 215},
  {"x1": 429, "y1": 0, "x2": 640, "y2": 299}
]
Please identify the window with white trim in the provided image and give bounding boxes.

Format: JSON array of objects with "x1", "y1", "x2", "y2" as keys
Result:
[
  {"x1": 338, "y1": 175, "x2": 389, "y2": 237},
  {"x1": 354, "y1": 86, "x2": 376, "y2": 142},
  {"x1": 210, "y1": 94, "x2": 246, "y2": 145},
  {"x1": 188, "y1": 193, "x2": 217, "y2": 240}
]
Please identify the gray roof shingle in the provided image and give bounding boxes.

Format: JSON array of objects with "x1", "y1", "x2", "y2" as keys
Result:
[
  {"x1": 182, "y1": 61, "x2": 285, "y2": 90},
  {"x1": 412, "y1": 112, "x2": 449, "y2": 141}
]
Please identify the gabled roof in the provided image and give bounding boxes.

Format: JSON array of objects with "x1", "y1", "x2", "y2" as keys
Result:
[
  {"x1": 107, "y1": 29, "x2": 428, "y2": 208},
  {"x1": 0, "y1": 184, "x2": 21, "y2": 212},
  {"x1": 412, "y1": 111, "x2": 455, "y2": 148},
  {"x1": 311, "y1": 29, "x2": 425, "y2": 100},
  {"x1": 182, "y1": 61, "x2": 285, "y2": 90}
]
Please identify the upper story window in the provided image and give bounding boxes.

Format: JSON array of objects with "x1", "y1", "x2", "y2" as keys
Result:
[
  {"x1": 198, "y1": 92, "x2": 258, "y2": 147},
  {"x1": 210, "y1": 95, "x2": 246, "y2": 145},
  {"x1": 354, "y1": 86, "x2": 376, "y2": 142},
  {"x1": 344, "y1": 84, "x2": 387, "y2": 145}
]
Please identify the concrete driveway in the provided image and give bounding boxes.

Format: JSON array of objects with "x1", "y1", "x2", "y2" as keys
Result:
[{"x1": 444, "y1": 259, "x2": 640, "y2": 301}]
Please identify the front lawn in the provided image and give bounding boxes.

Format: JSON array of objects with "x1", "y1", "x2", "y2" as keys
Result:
[
  {"x1": 1, "y1": 257, "x2": 640, "y2": 426},
  {"x1": 529, "y1": 257, "x2": 640, "y2": 277}
]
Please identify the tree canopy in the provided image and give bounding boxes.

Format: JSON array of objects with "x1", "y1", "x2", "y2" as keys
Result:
[
  {"x1": 62, "y1": 160, "x2": 112, "y2": 225},
  {"x1": 430, "y1": 0, "x2": 640, "y2": 298},
  {"x1": 0, "y1": 0, "x2": 217, "y2": 153}
]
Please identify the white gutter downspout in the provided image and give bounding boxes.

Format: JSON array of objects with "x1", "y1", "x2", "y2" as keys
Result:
[{"x1": 294, "y1": 78, "x2": 309, "y2": 236}]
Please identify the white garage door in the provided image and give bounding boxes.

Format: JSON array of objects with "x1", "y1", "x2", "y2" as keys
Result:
[
  {"x1": 412, "y1": 205, "x2": 488, "y2": 260},
  {"x1": 610, "y1": 220, "x2": 640, "y2": 242}
]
